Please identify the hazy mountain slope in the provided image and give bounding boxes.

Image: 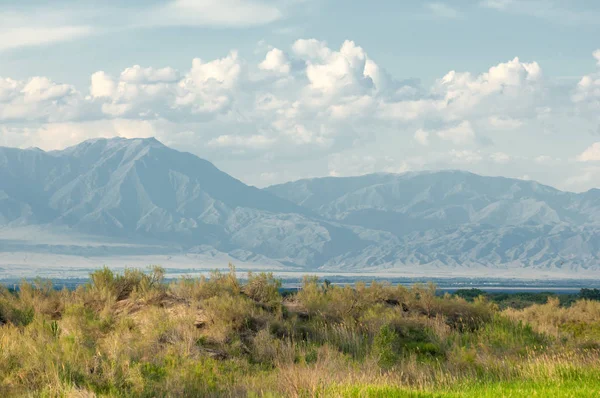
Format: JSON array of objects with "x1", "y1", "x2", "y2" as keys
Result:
[
  {"x1": 264, "y1": 172, "x2": 600, "y2": 273},
  {"x1": 0, "y1": 138, "x2": 372, "y2": 268},
  {"x1": 2, "y1": 138, "x2": 600, "y2": 276},
  {"x1": 266, "y1": 171, "x2": 599, "y2": 234}
]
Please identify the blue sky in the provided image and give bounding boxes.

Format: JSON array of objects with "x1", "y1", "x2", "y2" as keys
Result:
[{"x1": 2, "y1": 0, "x2": 600, "y2": 191}]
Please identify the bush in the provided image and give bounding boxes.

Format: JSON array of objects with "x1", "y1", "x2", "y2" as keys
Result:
[
  {"x1": 580, "y1": 288, "x2": 600, "y2": 301},
  {"x1": 243, "y1": 272, "x2": 282, "y2": 310},
  {"x1": 372, "y1": 324, "x2": 400, "y2": 368}
]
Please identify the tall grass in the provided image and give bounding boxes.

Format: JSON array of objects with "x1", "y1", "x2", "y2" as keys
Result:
[{"x1": 0, "y1": 267, "x2": 598, "y2": 397}]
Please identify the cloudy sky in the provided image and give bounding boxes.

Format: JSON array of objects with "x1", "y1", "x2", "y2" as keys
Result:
[{"x1": 2, "y1": 0, "x2": 600, "y2": 191}]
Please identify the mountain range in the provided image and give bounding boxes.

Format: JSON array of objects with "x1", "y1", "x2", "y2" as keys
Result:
[{"x1": 1, "y1": 137, "x2": 600, "y2": 279}]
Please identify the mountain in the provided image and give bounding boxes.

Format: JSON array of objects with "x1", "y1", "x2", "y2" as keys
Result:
[
  {"x1": 266, "y1": 171, "x2": 600, "y2": 232},
  {"x1": 266, "y1": 171, "x2": 600, "y2": 274},
  {"x1": 1, "y1": 138, "x2": 600, "y2": 278},
  {"x1": 0, "y1": 138, "x2": 371, "y2": 269}
]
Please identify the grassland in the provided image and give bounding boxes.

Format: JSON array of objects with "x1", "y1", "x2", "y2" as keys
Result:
[{"x1": 0, "y1": 265, "x2": 599, "y2": 397}]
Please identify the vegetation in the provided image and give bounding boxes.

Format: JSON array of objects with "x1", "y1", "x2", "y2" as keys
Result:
[
  {"x1": 453, "y1": 288, "x2": 581, "y2": 309},
  {"x1": 0, "y1": 266, "x2": 599, "y2": 397}
]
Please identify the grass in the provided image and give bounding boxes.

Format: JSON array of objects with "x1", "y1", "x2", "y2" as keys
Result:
[
  {"x1": 0, "y1": 265, "x2": 599, "y2": 397},
  {"x1": 329, "y1": 377, "x2": 600, "y2": 397}
]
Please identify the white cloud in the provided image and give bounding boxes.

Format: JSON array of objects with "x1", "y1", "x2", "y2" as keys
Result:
[
  {"x1": 300, "y1": 39, "x2": 374, "y2": 96},
  {"x1": 437, "y1": 121, "x2": 476, "y2": 145},
  {"x1": 0, "y1": 76, "x2": 82, "y2": 122},
  {"x1": 435, "y1": 57, "x2": 542, "y2": 121},
  {"x1": 0, "y1": 119, "x2": 165, "y2": 151},
  {"x1": 0, "y1": 10, "x2": 92, "y2": 52},
  {"x1": 449, "y1": 149, "x2": 483, "y2": 164},
  {"x1": 0, "y1": 25, "x2": 92, "y2": 52},
  {"x1": 488, "y1": 116, "x2": 523, "y2": 130},
  {"x1": 207, "y1": 134, "x2": 275, "y2": 149},
  {"x1": 577, "y1": 143, "x2": 600, "y2": 162},
  {"x1": 292, "y1": 39, "x2": 332, "y2": 59},
  {"x1": 259, "y1": 48, "x2": 291, "y2": 74},
  {"x1": 120, "y1": 66, "x2": 180, "y2": 84},
  {"x1": 90, "y1": 72, "x2": 116, "y2": 98},
  {"x1": 573, "y1": 50, "x2": 600, "y2": 109},
  {"x1": 328, "y1": 153, "x2": 409, "y2": 177},
  {"x1": 594, "y1": 50, "x2": 600, "y2": 66},
  {"x1": 564, "y1": 167, "x2": 600, "y2": 192},
  {"x1": 0, "y1": 0, "x2": 292, "y2": 52},
  {"x1": 414, "y1": 129, "x2": 430, "y2": 146},
  {"x1": 491, "y1": 152, "x2": 511, "y2": 163}
]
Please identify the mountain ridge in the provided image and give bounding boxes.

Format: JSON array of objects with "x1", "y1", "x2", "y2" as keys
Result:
[{"x1": 2, "y1": 137, "x2": 600, "y2": 278}]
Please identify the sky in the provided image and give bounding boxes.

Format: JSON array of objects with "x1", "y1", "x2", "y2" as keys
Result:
[{"x1": 1, "y1": 0, "x2": 600, "y2": 191}]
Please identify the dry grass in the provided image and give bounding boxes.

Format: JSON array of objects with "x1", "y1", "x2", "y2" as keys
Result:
[{"x1": 0, "y1": 267, "x2": 598, "y2": 397}]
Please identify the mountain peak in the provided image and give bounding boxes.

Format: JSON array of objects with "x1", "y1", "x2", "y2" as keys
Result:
[
  {"x1": 78, "y1": 136, "x2": 164, "y2": 148},
  {"x1": 54, "y1": 136, "x2": 166, "y2": 159}
]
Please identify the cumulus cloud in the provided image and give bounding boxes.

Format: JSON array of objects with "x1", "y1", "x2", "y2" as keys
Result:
[
  {"x1": 120, "y1": 66, "x2": 180, "y2": 84},
  {"x1": 0, "y1": 76, "x2": 82, "y2": 122},
  {"x1": 3, "y1": 37, "x2": 600, "y2": 190},
  {"x1": 90, "y1": 72, "x2": 116, "y2": 98},
  {"x1": 573, "y1": 50, "x2": 600, "y2": 109},
  {"x1": 298, "y1": 40, "x2": 375, "y2": 96},
  {"x1": 259, "y1": 48, "x2": 291, "y2": 74},
  {"x1": 577, "y1": 143, "x2": 600, "y2": 162},
  {"x1": 434, "y1": 57, "x2": 542, "y2": 121},
  {"x1": 594, "y1": 50, "x2": 600, "y2": 66}
]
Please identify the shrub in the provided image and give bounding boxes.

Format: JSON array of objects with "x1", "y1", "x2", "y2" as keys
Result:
[
  {"x1": 243, "y1": 272, "x2": 282, "y2": 310},
  {"x1": 372, "y1": 324, "x2": 400, "y2": 368}
]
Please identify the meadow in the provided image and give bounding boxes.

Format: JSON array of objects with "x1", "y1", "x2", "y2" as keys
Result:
[{"x1": 0, "y1": 265, "x2": 599, "y2": 397}]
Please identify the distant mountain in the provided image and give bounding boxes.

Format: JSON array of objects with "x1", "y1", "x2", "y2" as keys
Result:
[
  {"x1": 266, "y1": 171, "x2": 600, "y2": 232},
  {"x1": 266, "y1": 171, "x2": 600, "y2": 273},
  {"x1": 0, "y1": 138, "x2": 372, "y2": 268},
  {"x1": 1, "y1": 138, "x2": 600, "y2": 278}
]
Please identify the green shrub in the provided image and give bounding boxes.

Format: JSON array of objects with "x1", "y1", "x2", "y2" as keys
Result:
[{"x1": 373, "y1": 324, "x2": 401, "y2": 368}]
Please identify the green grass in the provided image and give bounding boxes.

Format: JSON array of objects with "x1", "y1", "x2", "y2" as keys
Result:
[
  {"x1": 329, "y1": 376, "x2": 600, "y2": 397},
  {"x1": 329, "y1": 383, "x2": 600, "y2": 398}
]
